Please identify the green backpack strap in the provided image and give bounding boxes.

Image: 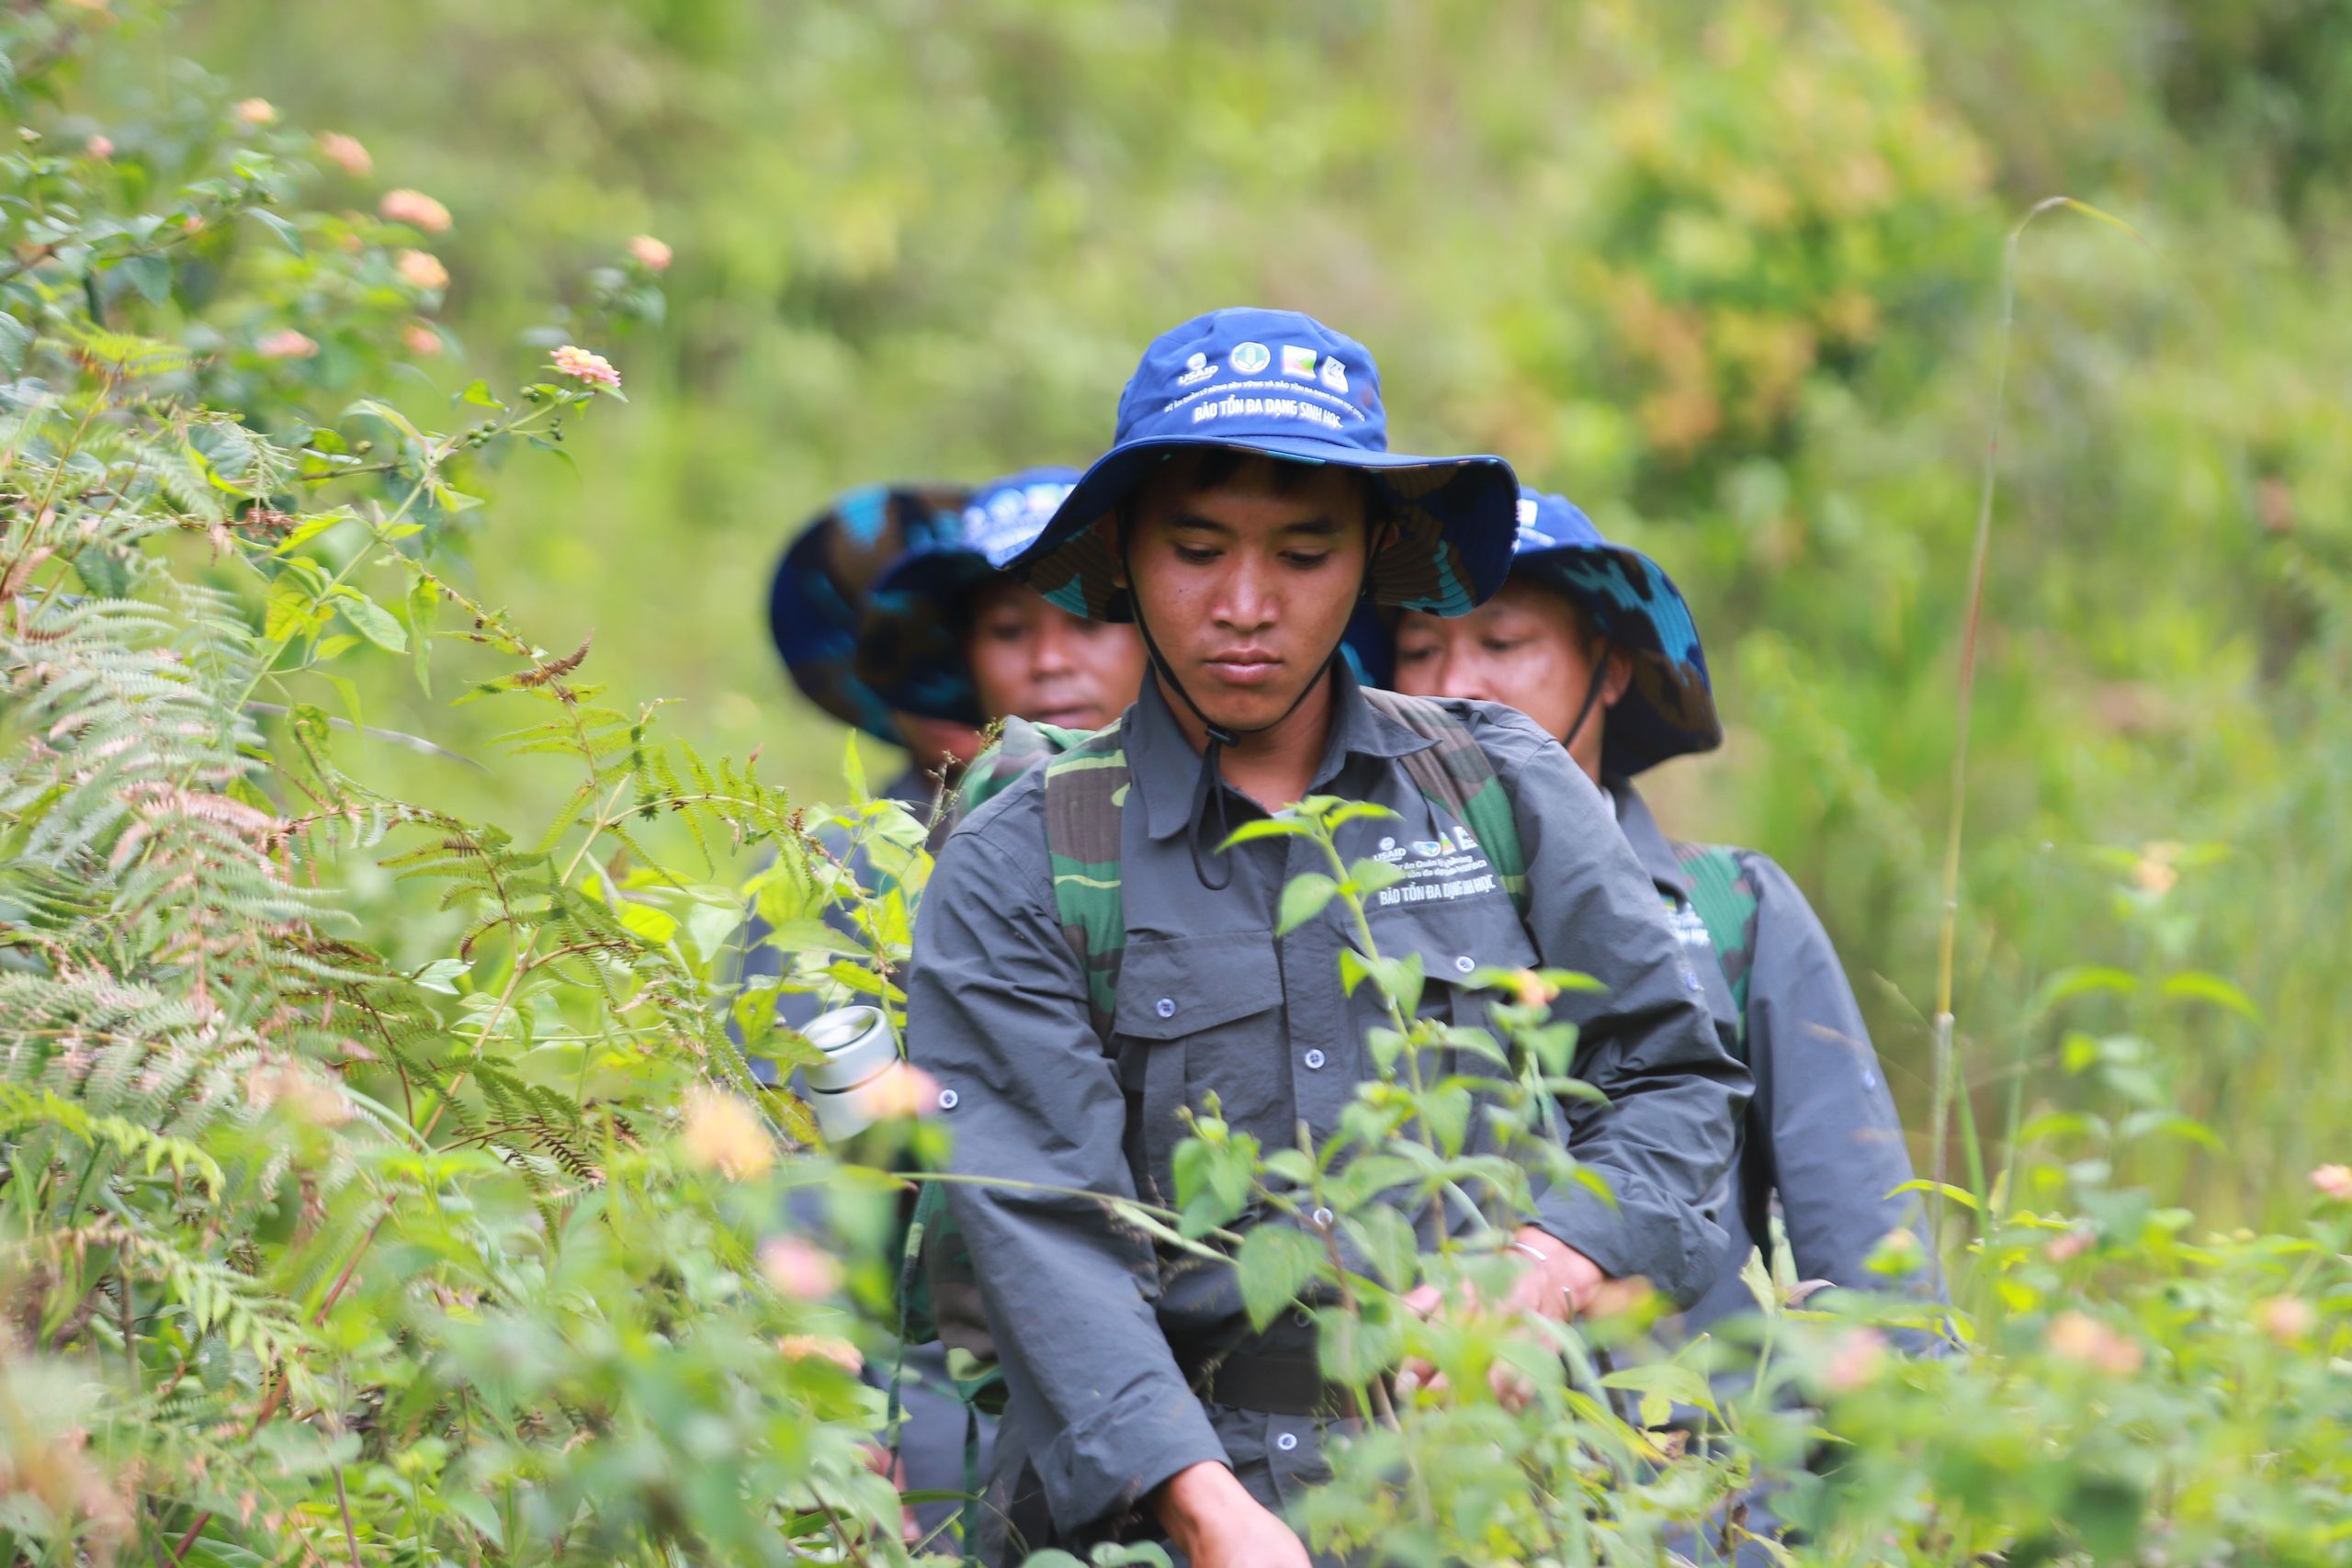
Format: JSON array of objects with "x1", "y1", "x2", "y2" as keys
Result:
[
  {"x1": 933, "y1": 716, "x2": 1095, "y2": 843},
  {"x1": 1360, "y1": 689, "x2": 1529, "y2": 915},
  {"x1": 905, "y1": 720, "x2": 1125, "y2": 1431},
  {"x1": 1039, "y1": 723, "x2": 1132, "y2": 1034},
  {"x1": 1672, "y1": 841, "x2": 1759, "y2": 1062}
]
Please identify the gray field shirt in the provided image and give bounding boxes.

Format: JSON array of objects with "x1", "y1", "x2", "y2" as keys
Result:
[
  {"x1": 1607, "y1": 781, "x2": 1941, "y2": 1340},
  {"x1": 908, "y1": 667, "x2": 1748, "y2": 1540}
]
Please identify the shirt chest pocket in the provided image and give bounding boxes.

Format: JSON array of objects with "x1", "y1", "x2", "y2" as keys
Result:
[
  {"x1": 1111, "y1": 931, "x2": 1283, "y2": 1205},
  {"x1": 1363, "y1": 893, "x2": 1540, "y2": 1037}
]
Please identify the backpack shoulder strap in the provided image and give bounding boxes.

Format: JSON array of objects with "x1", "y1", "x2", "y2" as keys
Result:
[
  {"x1": 1041, "y1": 721, "x2": 1130, "y2": 1033},
  {"x1": 1360, "y1": 689, "x2": 1528, "y2": 913},
  {"x1": 939, "y1": 716, "x2": 1092, "y2": 833},
  {"x1": 1672, "y1": 840, "x2": 1759, "y2": 1061}
]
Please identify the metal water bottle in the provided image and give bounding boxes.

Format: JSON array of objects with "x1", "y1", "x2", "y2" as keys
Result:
[{"x1": 798, "y1": 1004, "x2": 914, "y2": 1142}]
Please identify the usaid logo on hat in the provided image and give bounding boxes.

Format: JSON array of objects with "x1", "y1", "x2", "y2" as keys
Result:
[{"x1": 1114, "y1": 308, "x2": 1387, "y2": 455}]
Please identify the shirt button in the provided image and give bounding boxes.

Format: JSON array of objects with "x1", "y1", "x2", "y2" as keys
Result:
[
  {"x1": 1453, "y1": 955, "x2": 1476, "y2": 975},
  {"x1": 936, "y1": 1088, "x2": 959, "y2": 1111},
  {"x1": 1303, "y1": 1048, "x2": 1327, "y2": 1070},
  {"x1": 1311, "y1": 1206, "x2": 1334, "y2": 1229},
  {"x1": 1155, "y1": 997, "x2": 1176, "y2": 1019},
  {"x1": 1275, "y1": 1431, "x2": 1299, "y2": 1452}
]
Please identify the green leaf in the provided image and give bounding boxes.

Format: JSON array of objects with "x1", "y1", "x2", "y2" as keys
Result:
[
  {"x1": 412, "y1": 958, "x2": 470, "y2": 995},
  {"x1": 247, "y1": 209, "x2": 306, "y2": 256},
  {"x1": 842, "y1": 731, "x2": 868, "y2": 801},
  {"x1": 0, "y1": 310, "x2": 31, "y2": 377},
  {"x1": 1314, "y1": 1296, "x2": 1405, "y2": 1386},
  {"x1": 2157, "y1": 971, "x2": 2259, "y2": 1021},
  {"x1": 73, "y1": 545, "x2": 132, "y2": 599},
  {"x1": 1347, "y1": 858, "x2": 1408, "y2": 897},
  {"x1": 1276, "y1": 872, "x2": 1337, "y2": 936},
  {"x1": 618, "y1": 901, "x2": 680, "y2": 944},
  {"x1": 1886, "y1": 1179, "x2": 1980, "y2": 1212},
  {"x1": 1341, "y1": 1204, "x2": 1419, "y2": 1290},
  {"x1": 459, "y1": 378, "x2": 508, "y2": 411},
  {"x1": 1234, "y1": 1223, "x2": 1323, "y2": 1331},
  {"x1": 264, "y1": 578, "x2": 321, "y2": 639},
  {"x1": 406, "y1": 573, "x2": 437, "y2": 694},
  {"x1": 334, "y1": 591, "x2": 409, "y2": 653},
  {"x1": 323, "y1": 672, "x2": 363, "y2": 728},
  {"x1": 1601, "y1": 1359, "x2": 1717, "y2": 1418},
  {"x1": 1219, "y1": 817, "x2": 1308, "y2": 849},
  {"x1": 115, "y1": 254, "x2": 172, "y2": 306},
  {"x1": 2030, "y1": 965, "x2": 2139, "y2": 1016},
  {"x1": 268, "y1": 511, "x2": 356, "y2": 556}
]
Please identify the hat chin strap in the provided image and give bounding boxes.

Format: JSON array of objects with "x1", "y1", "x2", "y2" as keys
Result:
[
  {"x1": 1128, "y1": 603, "x2": 1338, "y2": 891},
  {"x1": 1558, "y1": 641, "x2": 1614, "y2": 769},
  {"x1": 1123, "y1": 536, "x2": 1382, "y2": 891}
]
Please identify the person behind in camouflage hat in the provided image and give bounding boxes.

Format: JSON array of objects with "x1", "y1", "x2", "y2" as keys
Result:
[
  {"x1": 766, "y1": 482, "x2": 985, "y2": 810},
  {"x1": 855, "y1": 467, "x2": 1148, "y2": 739},
  {"x1": 909, "y1": 310, "x2": 1748, "y2": 1567},
  {"x1": 1380, "y1": 489, "x2": 1942, "y2": 1557}
]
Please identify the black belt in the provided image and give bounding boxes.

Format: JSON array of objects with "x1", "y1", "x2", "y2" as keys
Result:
[{"x1": 1181, "y1": 1349, "x2": 1390, "y2": 1419}]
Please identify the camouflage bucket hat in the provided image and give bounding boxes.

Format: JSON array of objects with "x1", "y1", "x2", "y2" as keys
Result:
[
  {"x1": 765, "y1": 483, "x2": 967, "y2": 740},
  {"x1": 1509, "y1": 489, "x2": 1721, "y2": 774},
  {"x1": 854, "y1": 468, "x2": 1082, "y2": 727},
  {"x1": 1000, "y1": 307, "x2": 1518, "y2": 622}
]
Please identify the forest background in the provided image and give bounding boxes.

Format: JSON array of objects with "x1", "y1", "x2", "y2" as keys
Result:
[
  {"x1": 179, "y1": 0, "x2": 2352, "y2": 1219},
  {"x1": 8, "y1": 0, "x2": 2352, "y2": 1562}
]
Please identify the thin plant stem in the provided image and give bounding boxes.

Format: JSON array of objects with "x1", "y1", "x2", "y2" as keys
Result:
[{"x1": 1928, "y1": 195, "x2": 2142, "y2": 1310}]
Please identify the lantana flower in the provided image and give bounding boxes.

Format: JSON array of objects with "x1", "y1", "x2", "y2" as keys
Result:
[
  {"x1": 379, "y1": 188, "x2": 452, "y2": 234},
  {"x1": 317, "y1": 132, "x2": 372, "y2": 176},
  {"x1": 681, "y1": 1085, "x2": 773, "y2": 1180},
  {"x1": 551, "y1": 344, "x2": 621, "y2": 390},
  {"x1": 256, "y1": 329, "x2": 318, "y2": 360},
  {"x1": 396, "y1": 250, "x2": 449, "y2": 290},
  {"x1": 759, "y1": 1235, "x2": 842, "y2": 1300}
]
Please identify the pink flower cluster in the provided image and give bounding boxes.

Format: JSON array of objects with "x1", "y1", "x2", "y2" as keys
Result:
[
  {"x1": 379, "y1": 188, "x2": 452, "y2": 234},
  {"x1": 551, "y1": 344, "x2": 622, "y2": 391}
]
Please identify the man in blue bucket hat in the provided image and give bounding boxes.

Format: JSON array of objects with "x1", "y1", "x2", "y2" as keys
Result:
[
  {"x1": 1383, "y1": 488, "x2": 1942, "y2": 1558},
  {"x1": 855, "y1": 467, "x2": 1148, "y2": 738},
  {"x1": 906, "y1": 310, "x2": 1748, "y2": 1565}
]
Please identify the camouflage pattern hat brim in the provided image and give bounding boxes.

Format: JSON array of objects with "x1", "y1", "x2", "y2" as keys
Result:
[
  {"x1": 1520, "y1": 542, "x2": 1722, "y2": 775},
  {"x1": 854, "y1": 467, "x2": 1087, "y2": 727},
  {"x1": 1009, "y1": 435, "x2": 1519, "y2": 624},
  {"x1": 766, "y1": 483, "x2": 967, "y2": 740},
  {"x1": 853, "y1": 547, "x2": 999, "y2": 727}
]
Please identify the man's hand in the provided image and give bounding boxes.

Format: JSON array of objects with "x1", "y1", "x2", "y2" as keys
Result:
[
  {"x1": 1151, "y1": 1461, "x2": 1311, "y2": 1568},
  {"x1": 1397, "y1": 1228, "x2": 1650, "y2": 1407}
]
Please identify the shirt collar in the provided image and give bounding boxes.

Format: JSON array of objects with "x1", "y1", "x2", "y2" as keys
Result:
[
  {"x1": 1127, "y1": 658, "x2": 1434, "y2": 842},
  {"x1": 1608, "y1": 775, "x2": 1690, "y2": 899}
]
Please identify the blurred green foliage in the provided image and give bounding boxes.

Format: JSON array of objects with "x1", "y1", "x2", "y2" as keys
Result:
[
  {"x1": 11, "y1": 3, "x2": 2352, "y2": 1556},
  {"x1": 159, "y1": 0, "x2": 2348, "y2": 1215}
]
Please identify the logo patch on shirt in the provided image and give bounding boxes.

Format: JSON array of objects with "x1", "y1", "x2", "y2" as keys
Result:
[
  {"x1": 1371, "y1": 827, "x2": 1499, "y2": 907},
  {"x1": 1666, "y1": 898, "x2": 1714, "y2": 952}
]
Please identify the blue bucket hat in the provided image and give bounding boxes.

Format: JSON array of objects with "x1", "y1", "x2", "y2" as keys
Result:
[
  {"x1": 1355, "y1": 488, "x2": 1723, "y2": 775},
  {"x1": 766, "y1": 483, "x2": 967, "y2": 740},
  {"x1": 1001, "y1": 308, "x2": 1519, "y2": 620},
  {"x1": 853, "y1": 467, "x2": 1083, "y2": 726}
]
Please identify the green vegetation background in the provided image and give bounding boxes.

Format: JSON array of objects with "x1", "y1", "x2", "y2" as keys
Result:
[{"x1": 179, "y1": 0, "x2": 2352, "y2": 1220}]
